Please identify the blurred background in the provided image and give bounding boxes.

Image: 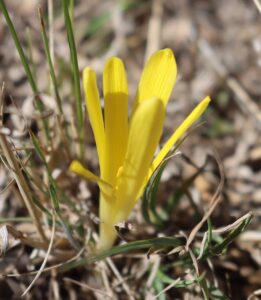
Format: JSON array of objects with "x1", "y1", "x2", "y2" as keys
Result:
[{"x1": 0, "y1": 0, "x2": 261, "y2": 299}]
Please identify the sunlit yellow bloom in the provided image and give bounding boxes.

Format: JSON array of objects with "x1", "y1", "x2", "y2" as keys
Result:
[{"x1": 70, "y1": 49, "x2": 211, "y2": 250}]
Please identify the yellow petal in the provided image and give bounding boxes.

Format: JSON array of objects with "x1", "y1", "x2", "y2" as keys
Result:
[
  {"x1": 149, "y1": 96, "x2": 211, "y2": 177},
  {"x1": 83, "y1": 67, "x2": 105, "y2": 167},
  {"x1": 69, "y1": 160, "x2": 112, "y2": 194},
  {"x1": 114, "y1": 97, "x2": 165, "y2": 220},
  {"x1": 131, "y1": 48, "x2": 177, "y2": 115},
  {"x1": 103, "y1": 57, "x2": 129, "y2": 185}
]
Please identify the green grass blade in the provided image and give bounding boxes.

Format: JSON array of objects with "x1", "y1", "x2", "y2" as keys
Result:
[
  {"x1": 69, "y1": 0, "x2": 74, "y2": 26},
  {"x1": 61, "y1": 0, "x2": 83, "y2": 135},
  {"x1": 0, "y1": 217, "x2": 32, "y2": 223},
  {"x1": 142, "y1": 160, "x2": 168, "y2": 225},
  {"x1": 211, "y1": 214, "x2": 252, "y2": 255},
  {"x1": 30, "y1": 132, "x2": 47, "y2": 164},
  {"x1": 38, "y1": 7, "x2": 63, "y2": 114},
  {"x1": 61, "y1": 236, "x2": 186, "y2": 272},
  {"x1": 26, "y1": 28, "x2": 37, "y2": 82}
]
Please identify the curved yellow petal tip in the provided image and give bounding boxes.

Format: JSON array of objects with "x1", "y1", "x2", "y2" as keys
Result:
[
  {"x1": 103, "y1": 57, "x2": 128, "y2": 96},
  {"x1": 69, "y1": 160, "x2": 101, "y2": 184},
  {"x1": 132, "y1": 48, "x2": 177, "y2": 113},
  {"x1": 69, "y1": 160, "x2": 81, "y2": 172},
  {"x1": 194, "y1": 96, "x2": 211, "y2": 116},
  {"x1": 69, "y1": 160, "x2": 112, "y2": 194},
  {"x1": 202, "y1": 95, "x2": 211, "y2": 106},
  {"x1": 83, "y1": 66, "x2": 92, "y2": 76},
  {"x1": 83, "y1": 67, "x2": 95, "y2": 88},
  {"x1": 159, "y1": 48, "x2": 174, "y2": 59},
  {"x1": 149, "y1": 95, "x2": 211, "y2": 177}
]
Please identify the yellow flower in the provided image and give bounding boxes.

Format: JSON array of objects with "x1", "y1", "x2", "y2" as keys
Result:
[{"x1": 70, "y1": 49, "x2": 211, "y2": 250}]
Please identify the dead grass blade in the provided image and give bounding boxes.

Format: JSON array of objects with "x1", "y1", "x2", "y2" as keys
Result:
[
  {"x1": 185, "y1": 150, "x2": 225, "y2": 251},
  {"x1": 0, "y1": 83, "x2": 4, "y2": 126},
  {"x1": 21, "y1": 212, "x2": 56, "y2": 297},
  {"x1": 0, "y1": 85, "x2": 47, "y2": 243},
  {"x1": 152, "y1": 278, "x2": 181, "y2": 300},
  {"x1": 0, "y1": 225, "x2": 9, "y2": 257},
  {"x1": 0, "y1": 133, "x2": 47, "y2": 243},
  {"x1": 253, "y1": 0, "x2": 261, "y2": 13},
  {"x1": 63, "y1": 277, "x2": 113, "y2": 299},
  {"x1": 248, "y1": 289, "x2": 261, "y2": 300},
  {"x1": 2, "y1": 224, "x2": 47, "y2": 250},
  {"x1": 144, "y1": 0, "x2": 163, "y2": 62},
  {"x1": 3, "y1": 247, "x2": 85, "y2": 278},
  {"x1": 199, "y1": 39, "x2": 261, "y2": 128}
]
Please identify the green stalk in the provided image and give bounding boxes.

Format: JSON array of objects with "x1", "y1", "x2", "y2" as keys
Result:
[{"x1": 0, "y1": 0, "x2": 50, "y2": 141}]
